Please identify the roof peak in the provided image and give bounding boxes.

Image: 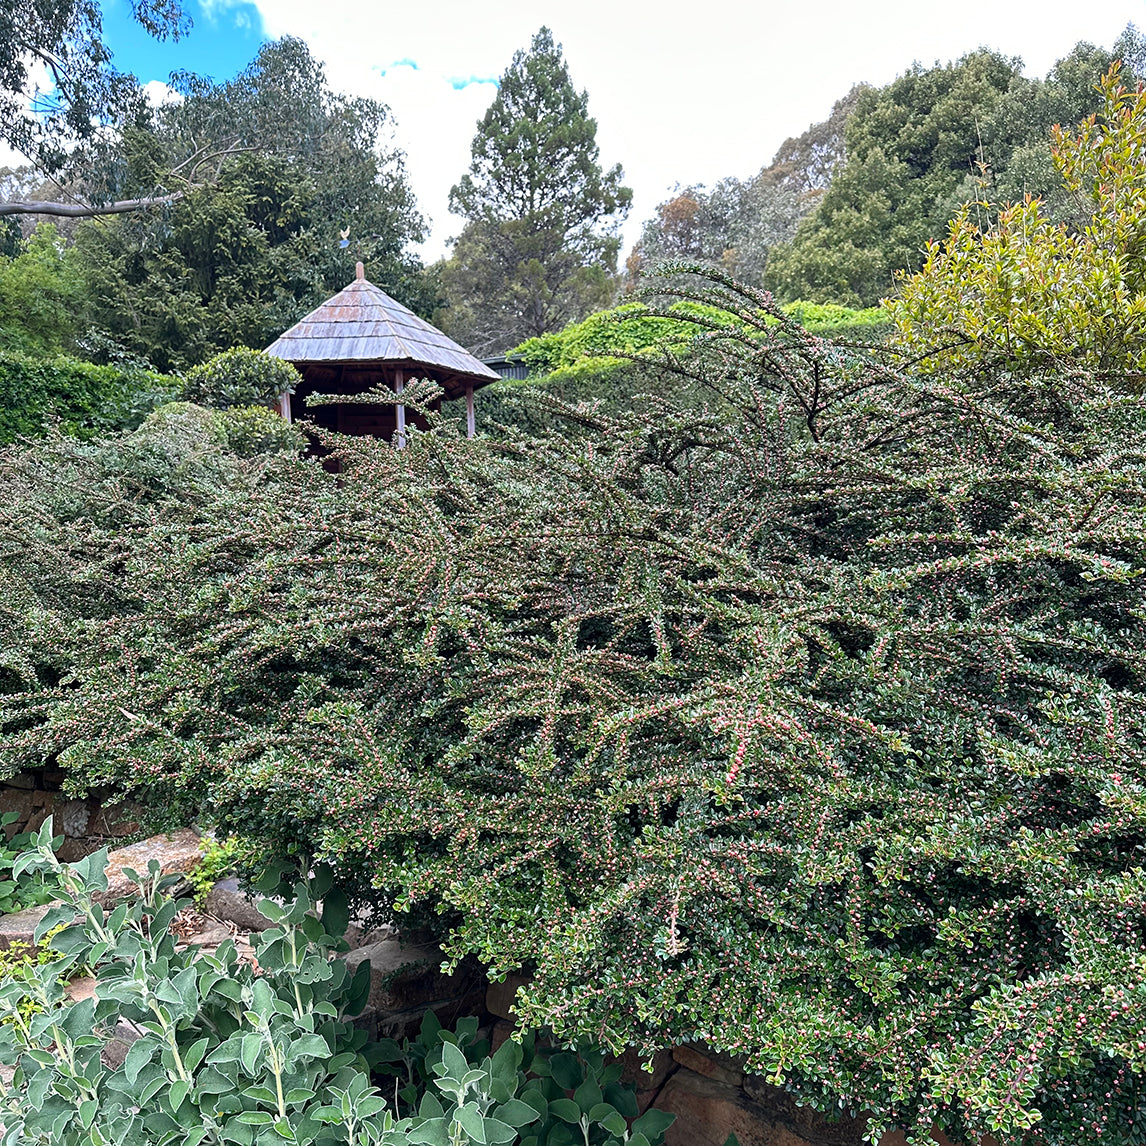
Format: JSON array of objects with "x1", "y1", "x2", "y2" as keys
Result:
[{"x1": 356, "y1": 261, "x2": 365, "y2": 282}]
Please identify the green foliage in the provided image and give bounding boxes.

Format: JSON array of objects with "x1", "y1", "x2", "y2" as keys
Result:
[
  {"x1": 0, "y1": 820, "x2": 670, "y2": 1146},
  {"x1": 441, "y1": 27, "x2": 632, "y2": 354},
  {"x1": 888, "y1": 65, "x2": 1146, "y2": 375},
  {"x1": 765, "y1": 31, "x2": 1144, "y2": 306},
  {"x1": 8, "y1": 262, "x2": 1146, "y2": 1141},
  {"x1": 371, "y1": 1014, "x2": 671, "y2": 1146},
  {"x1": 182, "y1": 348, "x2": 300, "y2": 410},
  {"x1": 0, "y1": 350, "x2": 178, "y2": 444},
  {"x1": 135, "y1": 402, "x2": 303, "y2": 459},
  {"x1": 72, "y1": 40, "x2": 430, "y2": 370},
  {"x1": 186, "y1": 836, "x2": 238, "y2": 908},
  {"x1": 0, "y1": 0, "x2": 186, "y2": 186},
  {"x1": 0, "y1": 224, "x2": 86, "y2": 356},
  {"x1": 0, "y1": 813, "x2": 58, "y2": 915}
]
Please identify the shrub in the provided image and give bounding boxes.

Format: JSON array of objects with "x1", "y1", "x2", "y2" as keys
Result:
[
  {"x1": 4, "y1": 267, "x2": 1146, "y2": 1144},
  {"x1": 0, "y1": 351, "x2": 179, "y2": 445},
  {"x1": 182, "y1": 347, "x2": 301, "y2": 410}
]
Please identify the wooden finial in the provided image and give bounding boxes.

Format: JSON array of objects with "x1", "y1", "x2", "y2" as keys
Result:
[{"x1": 356, "y1": 261, "x2": 365, "y2": 281}]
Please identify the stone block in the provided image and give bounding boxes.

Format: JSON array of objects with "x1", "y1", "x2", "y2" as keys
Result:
[
  {"x1": 659, "y1": 1069, "x2": 777, "y2": 1146},
  {"x1": 0, "y1": 904, "x2": 56, "y2": 951},
  {"x1": 344, "y1": 940, "x2": 485, "y2": 1018},
  {"x1": 97, "y1": 829, "x2": 204, "y2": 904},
  {"x1": 618, "y1": 1046, "x2": 676, "y2": 1090},
  {"x1": 204, "y1": 885, "x2": 276, "y2": 932},
  {"x1": 1, "y1": 772, "x2": 38, "y2": 790},
  {"x1": 0, "y1": 787, "x2": 39, "y2": 826},
  {"x1": 87, "y1": 800, "x2": 143, "y2": 840},
  {"x1": 485, "y1": 972, "x2": 530, "y2": 1021},
  {"x1": 65, "y1": 976, "x2": 97, "y2": 1003},
  {"x1": 672, "y1": 1044, "x2": 744, "y2": 1087},
  {"x1": 741, "y1": 1077, "x2": 867, "y2": 1145}
]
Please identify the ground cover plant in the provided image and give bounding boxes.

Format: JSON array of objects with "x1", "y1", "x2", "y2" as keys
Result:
[
  {"x1": 0, "y1": 820, "x2": 670, "y2": 1146},
  {"x1": 2, "y1": 255, "x2": 1146, "y2": 1144}
]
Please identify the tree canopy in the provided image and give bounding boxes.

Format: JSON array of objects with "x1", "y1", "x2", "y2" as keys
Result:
[
  {"x1": 0, "y1": 0, "x2": 198, "y2": 216},
  {"x1": 66, "y1": 38, "x2": 429, "y2": 371},
  {"x1": 439, "y1": 27, "x2": 631, "y2": 355},
  {"x1": 888, "y1": 65, "x2": 1146, "y2": 376}
]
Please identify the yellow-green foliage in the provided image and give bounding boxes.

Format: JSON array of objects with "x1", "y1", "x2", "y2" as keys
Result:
[
  {"x1": 887, "y1": 65, "x2": 1146, "y2": 375},
  {"x1": 186, "y1": 835, "x2": 239, "y2": 907},
  {"x1": 514, "y1": 299, "x2": 887, "y2": 384}
]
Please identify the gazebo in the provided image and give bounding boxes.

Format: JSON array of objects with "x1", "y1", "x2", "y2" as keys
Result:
[{"x1": 265, "y1": 262, "x2": 500, "y2": 444}]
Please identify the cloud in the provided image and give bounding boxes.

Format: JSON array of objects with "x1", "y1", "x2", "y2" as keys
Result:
[
  {"x1": 142, "y1": 79, "x2": 183, "y2": 106},
  {"x1": 448, "y1": 76, "x2": 499, "y2": 91}
]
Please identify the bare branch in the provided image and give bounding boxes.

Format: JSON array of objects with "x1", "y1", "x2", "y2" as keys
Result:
[{"x1": 0, "y1": 192, "x2": 184, "y2": 217}]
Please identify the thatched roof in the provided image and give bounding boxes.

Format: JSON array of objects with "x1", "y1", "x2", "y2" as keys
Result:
[{"x1": 265, "y1": 263, "x2": 499, "y2": 393}]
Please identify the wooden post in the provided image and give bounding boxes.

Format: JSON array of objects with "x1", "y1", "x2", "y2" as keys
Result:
[
  {"x1": 395, "y1": 370, "x2": 406, "y2": 449},
  {"x1": 465, "y1": 384, "x2": 475, "y2": 440},
  {"x1": 278, "y1": 391, "x2": 291, "y2": 422}
]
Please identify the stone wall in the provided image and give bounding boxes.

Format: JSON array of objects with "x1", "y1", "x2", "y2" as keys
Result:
[{"x1": 0, "y1": 769, "x2": 141, "y2": 861}]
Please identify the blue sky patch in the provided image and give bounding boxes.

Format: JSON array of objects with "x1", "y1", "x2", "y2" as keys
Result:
[{"x1": 101, "y1": 0, "x2": 268, "y2": 85}]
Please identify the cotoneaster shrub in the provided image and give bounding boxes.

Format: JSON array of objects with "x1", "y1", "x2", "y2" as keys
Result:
[{"x1": 2, "y1": 267, "x2": 1146, "y2": 1144}]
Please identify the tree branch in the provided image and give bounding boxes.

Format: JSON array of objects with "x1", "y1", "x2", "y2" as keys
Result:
[{"x1": 0, "y1": 192, "x2": 184, "y2": 217}]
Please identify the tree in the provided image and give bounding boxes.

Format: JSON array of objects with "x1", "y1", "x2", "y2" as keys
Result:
[
  {"x1": 0, "y1": 0, "x2": 206, "y2": 217},
  {"x1": 765, "y1": 32, "x2": 1145, "y2": 306},
  {"x1": 0, "y1": 223, "x2": 85, "y2": 355},
  {"x1": 625, "y1": 88, "x2": 864, "y2": 289},
  {"x1": 69, "y1": 40, "x2": 429, "y2": 370},
  {"x1": 626, "y1": 177, "x2": 811, "y2": 287},
  {"x1": 887, "y1": 65, "x2": 1146, "y2": 376},
  {"x1": 440, "y1": 27, "x2": 631, "y2": 354}
]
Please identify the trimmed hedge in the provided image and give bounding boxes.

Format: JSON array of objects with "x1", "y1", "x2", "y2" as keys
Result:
[{"x1": 0, "y1": 352, "x2": 179, "y2": 444}]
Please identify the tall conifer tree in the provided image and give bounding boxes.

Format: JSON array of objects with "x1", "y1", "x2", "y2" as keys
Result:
[{"x1": 442, "y1": 28, "x2": 631, "y2": 355}]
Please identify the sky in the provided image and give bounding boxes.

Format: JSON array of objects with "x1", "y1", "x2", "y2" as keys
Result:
[{"x1": 101, "y1": 0, "x2": 1146, "y2": 263}]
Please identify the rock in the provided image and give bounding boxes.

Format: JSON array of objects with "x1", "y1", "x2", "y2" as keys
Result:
[
  {"x1": 345, "y1": 940, "x2": 486, "y2": 1038},
  {"x1": 490, "y1": 1019, "x2": 515, "y2": 1053},
  {"x1": 204, "y1": 885, "x2": 276, "y2": 932},
  {"x1": 179, "y1": 922, "x2": 234, "y2": 949},
  {"x1": 65, "y1": 976, "x2": 97, "y2": 1003},
  {"x1": 0, "y1": 903, "x2": 56, "y2": 951},
  {"x1": 0, "y1": 787, "x2": 43, "y2": 830},
  {"x1": 618, "y1": 1046, "x2": 676, "y2": 1090},
  {"x1": 97, "y1": 829, "x2": 204, "y2": 905},
  {"x1": 658, "y1": 1068, "x2": 855, "y2": 1146},
  {"x1": 86, "y1": 799, "x2": 143, "y2": 840},
  {"x1": 741, "y1": 1077, "x2": 867, "y2": 1145},
  {"x1": 485, "y1": 972, "x2": 530, "y2": 1021},
  {"x1": 672, "y1": 1044, "x2": 744, "y2": 1088},
  {"x1": 1, "y1": 772, "x2": 38, "y2": 790}
]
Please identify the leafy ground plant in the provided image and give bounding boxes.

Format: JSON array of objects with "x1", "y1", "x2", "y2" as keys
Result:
[
  {"x1": 0, "y1": 819, "x2": 671, "y2": 1146},
  {"x1": 0, "y1": 812, "x2": 59, "y2": 915}
]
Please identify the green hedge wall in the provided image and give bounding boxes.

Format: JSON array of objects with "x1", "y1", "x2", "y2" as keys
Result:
[{"x1": 0, "y1": 353, "x2": 179, "y2": 445}]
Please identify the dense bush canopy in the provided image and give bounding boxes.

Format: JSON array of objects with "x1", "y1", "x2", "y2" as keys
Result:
[
  {"x1": 0, "y1": 350, "x2": 176, "y2": 443},
  {"x1": 2, "y1": 263, "x2": 1146, "y2": 1143}
]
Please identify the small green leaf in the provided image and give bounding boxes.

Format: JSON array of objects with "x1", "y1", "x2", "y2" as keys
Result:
[{"x1": 237, "y1": 1111, "x2": 274, "y2": 1125}]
